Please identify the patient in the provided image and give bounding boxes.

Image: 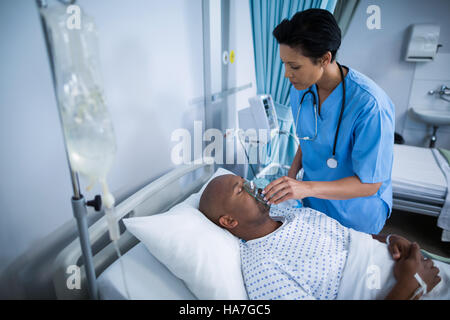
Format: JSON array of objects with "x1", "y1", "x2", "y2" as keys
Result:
[{"x1": 199, "y1": 175, "x2": 449, "y2": 300}]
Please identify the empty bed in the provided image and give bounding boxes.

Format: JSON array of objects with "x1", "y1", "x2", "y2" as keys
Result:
[{"x1": 392, "y1": 144, "x2": 448, "y2": 216}]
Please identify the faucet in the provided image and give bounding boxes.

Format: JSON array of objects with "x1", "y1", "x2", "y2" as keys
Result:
[{"x1": 428, "y1": 85, "x2": 450, "y2": 102}]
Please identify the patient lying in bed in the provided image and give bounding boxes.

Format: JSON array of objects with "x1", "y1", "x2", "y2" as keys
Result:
[{"x1": 199, "y1": 174, "x2": 449, "y2": 300}]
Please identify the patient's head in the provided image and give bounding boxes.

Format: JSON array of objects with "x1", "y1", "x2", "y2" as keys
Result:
[{"x1": 199, "y1": 175, "x2": 279, "y2": 241}]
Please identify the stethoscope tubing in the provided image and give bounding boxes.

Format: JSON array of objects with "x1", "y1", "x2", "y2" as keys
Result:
[{"x1": 294, "y1": 62, "x2": 347, "y2": 167}]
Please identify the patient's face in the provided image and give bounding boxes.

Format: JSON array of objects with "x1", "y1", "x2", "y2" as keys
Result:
[
  {"x1": 200, "y1": 175, "x2": 269, "y2": 229},
  {"x1": 224, "y1": 175, "x2": 268, "y2": 220}
]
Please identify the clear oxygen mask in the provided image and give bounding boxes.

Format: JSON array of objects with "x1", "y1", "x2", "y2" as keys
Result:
[{"x1": 243, "y1": 180, "x2": 270, "y2": 208}]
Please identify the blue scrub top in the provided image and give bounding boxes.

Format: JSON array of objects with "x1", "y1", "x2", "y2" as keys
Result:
[{"x1": 290, "y1": 67, "x2": 395, "y2": 234}]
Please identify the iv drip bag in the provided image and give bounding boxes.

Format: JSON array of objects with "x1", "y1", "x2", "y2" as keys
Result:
[{"x1": 41, "y1": 4, "x2": 116, "y2": 182}]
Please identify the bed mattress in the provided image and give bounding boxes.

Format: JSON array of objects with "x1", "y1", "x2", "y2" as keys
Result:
[
  {"x1": 392, "y1": 144, "x2": 447, "y2": 216},
  {"x1": 97, "y1": 242, "x2": 196, "y2": 300}
]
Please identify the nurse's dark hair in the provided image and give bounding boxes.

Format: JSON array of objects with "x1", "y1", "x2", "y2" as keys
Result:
[{"x1": 273, "y1": 8, "x2": 341, "y2": 63}]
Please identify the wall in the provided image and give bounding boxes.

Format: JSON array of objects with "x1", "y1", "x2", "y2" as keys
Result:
[
  {"x1": 0, "y1": 0, "x2": 204, "y2": 295},
  {"x1": 0, "y1": 0, "x2": 257, "y2": 299},
  {"x1": 203, "y1": 0, "x2": 257, "y2": 174},
  {"x1": 404, "y1": 53, "x2": 450, "y2": 147},
  {"x1": 338, "y1": 0, "x2": 450, "y2": 148}
]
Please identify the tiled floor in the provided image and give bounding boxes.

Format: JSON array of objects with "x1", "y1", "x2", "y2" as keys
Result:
[{"x1": 380, "y1": 210, "x2": 450, "y2": 258}]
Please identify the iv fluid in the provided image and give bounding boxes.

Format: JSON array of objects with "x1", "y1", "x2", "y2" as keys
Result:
[
  {"x1": 42, "y1": 3, "x2": 130, "y2": 299},
  {"x1": 42, "y1": 4, "x2": 117, "y2": 183},
  {"x1": 62, "y1": 88, "x2": 116, "y2": 182}
]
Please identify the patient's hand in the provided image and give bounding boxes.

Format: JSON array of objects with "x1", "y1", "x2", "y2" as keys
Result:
[
  {"x1": 392, "y1": 242, "x2": 441, "y2": 299},
  {"x1": 387, "y1": 234, "x2": 412, "y2": 260}
]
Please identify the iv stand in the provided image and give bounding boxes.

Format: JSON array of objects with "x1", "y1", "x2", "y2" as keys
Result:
[{"x1": 35, "y1": 0, "x2": 99, "y2": 300}]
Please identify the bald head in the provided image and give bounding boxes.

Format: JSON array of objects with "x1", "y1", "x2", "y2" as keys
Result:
[{"x1": 199, "y1": 175, "x2": 232, "y2": 226}]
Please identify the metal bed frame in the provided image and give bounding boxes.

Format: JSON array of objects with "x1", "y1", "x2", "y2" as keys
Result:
[{"x1": 52, "y1": 161, "x2": 215, "y2": 299}]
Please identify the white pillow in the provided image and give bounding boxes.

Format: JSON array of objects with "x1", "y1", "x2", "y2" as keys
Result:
[{"x1": 123, "y1": 168, "x2": 248, "y2": 300}]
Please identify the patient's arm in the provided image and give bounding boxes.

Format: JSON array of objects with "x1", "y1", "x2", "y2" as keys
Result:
[
  {"x1": 288, "y1": 145, "x2": 303, "y2": 179},
  {"x1": 385, "y1": 278, "x2": 423, "y2": 300},
  {"x1": 385, "y1": 243, "x2": 441, "y2": 300},
  {"x1": 371, "y1": 234, "x2": 387, "y2": 243}
]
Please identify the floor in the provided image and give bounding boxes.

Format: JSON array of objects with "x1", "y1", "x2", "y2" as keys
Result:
[{"x1": 380, "y1": 210, "x2": 450, "y2": 258}]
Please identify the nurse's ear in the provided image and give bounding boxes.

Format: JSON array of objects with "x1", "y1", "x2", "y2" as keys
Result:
[{"x1": 320, "y1": 51, "x2": 332, "y2": 68}]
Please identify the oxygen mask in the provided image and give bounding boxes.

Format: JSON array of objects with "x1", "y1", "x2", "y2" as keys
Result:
[{"x1": 243, "y1": 180, "x2": 270, "y2": 208}]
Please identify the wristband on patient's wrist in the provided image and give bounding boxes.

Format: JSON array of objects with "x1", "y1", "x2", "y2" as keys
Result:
[
  {"x1": 386, "y1": 234, "x2": 392, "y2": 246},
  {"x1": 410, "y1": 273, "x2": 427, "y2": 300}
]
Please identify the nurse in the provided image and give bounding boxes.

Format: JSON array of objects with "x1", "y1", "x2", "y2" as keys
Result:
[{"x1": 262, "y1": 9, "x2": 395, "y2": 234}]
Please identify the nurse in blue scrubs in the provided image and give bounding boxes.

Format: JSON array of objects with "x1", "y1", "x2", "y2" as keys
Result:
[{"x1": 263, "y1": 9, "x2": 395, "y2": 234}]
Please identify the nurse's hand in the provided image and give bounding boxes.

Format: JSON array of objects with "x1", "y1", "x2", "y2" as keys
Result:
[
  {"x1": 387, "y1": 235, "x2": 412, "y2": 260},
  {"x1": 262, "y1": 176, "x2": 312, "y2": 205}
]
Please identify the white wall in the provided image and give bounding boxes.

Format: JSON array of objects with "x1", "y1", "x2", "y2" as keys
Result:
[
  {"x1": 0, "y1": 0, "x2": 205, "y2": 275},
  {"x1": 0, "y1": 0, "x2": 257, "y2": 298},
  {"x1": 338, "y1": 0, "x2": 450, "y2": 148},
  {"x1": 203, "y1": 0, "x2": 257, "y2": 173},
  {"x1": 404, "y1": 53, "x2": 450, "y2": 147}
]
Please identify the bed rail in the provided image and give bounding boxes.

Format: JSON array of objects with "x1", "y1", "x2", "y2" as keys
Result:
[{"x1": 52, "y1": 160, "x2": 215, "y2": 299}]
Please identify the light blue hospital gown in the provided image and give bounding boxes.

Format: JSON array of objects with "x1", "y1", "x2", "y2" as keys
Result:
[{"x1": 240, "y1": 206, "x2": 350, "y2": 300}]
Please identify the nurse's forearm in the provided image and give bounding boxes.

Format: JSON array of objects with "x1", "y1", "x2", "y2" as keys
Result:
[{"x1": 305, "y1": 176, "x2": 382, "y2": 200}]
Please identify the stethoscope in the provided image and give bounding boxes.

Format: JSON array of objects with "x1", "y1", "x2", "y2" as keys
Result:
[{"x1": 294, "y1": 62, "x2": 347, "y2": 169}]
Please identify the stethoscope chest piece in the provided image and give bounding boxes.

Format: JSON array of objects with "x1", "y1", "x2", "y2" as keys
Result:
[{"x1": 327, "y1": 157, "x2": 338, "y2": 169}]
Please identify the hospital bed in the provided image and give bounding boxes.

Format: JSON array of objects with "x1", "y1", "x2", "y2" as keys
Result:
[
  {"x1": 392, "y1": 144, "x2": 448, "y2": 217},
  {"x1": 52, "y1": 144, "x2": 449, "y2": 299},
  {"x1": 53, "y1": 161, "x2": 215, "y2": 299}
]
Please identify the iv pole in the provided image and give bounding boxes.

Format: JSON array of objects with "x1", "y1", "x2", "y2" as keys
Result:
[{"x1": 35, "y1": 0, "x2": 100, "y2": 300}]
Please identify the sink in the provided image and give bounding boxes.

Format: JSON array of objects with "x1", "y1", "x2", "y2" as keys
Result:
[{"x1": 410, "y1": 107, "x2": 450, "y2": 126}]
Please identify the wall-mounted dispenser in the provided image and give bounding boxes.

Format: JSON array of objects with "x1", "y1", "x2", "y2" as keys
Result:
[{"x1": 405, "y1": 24, "x2": 440, "y2": 62}]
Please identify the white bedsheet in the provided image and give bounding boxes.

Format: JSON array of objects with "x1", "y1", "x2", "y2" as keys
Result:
[
  {"x1": 98, "y1": 209, "x2": 450, "y2": 300},
  {"x1": 337, "y1": 229, "x2": 450, "y2": 300},
  {"x1": 392, "y1": 144, "x2": 446, "y2": 197},
  {"x1": 97, "y1": 243, "x2": 196, "y2": 300}
]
